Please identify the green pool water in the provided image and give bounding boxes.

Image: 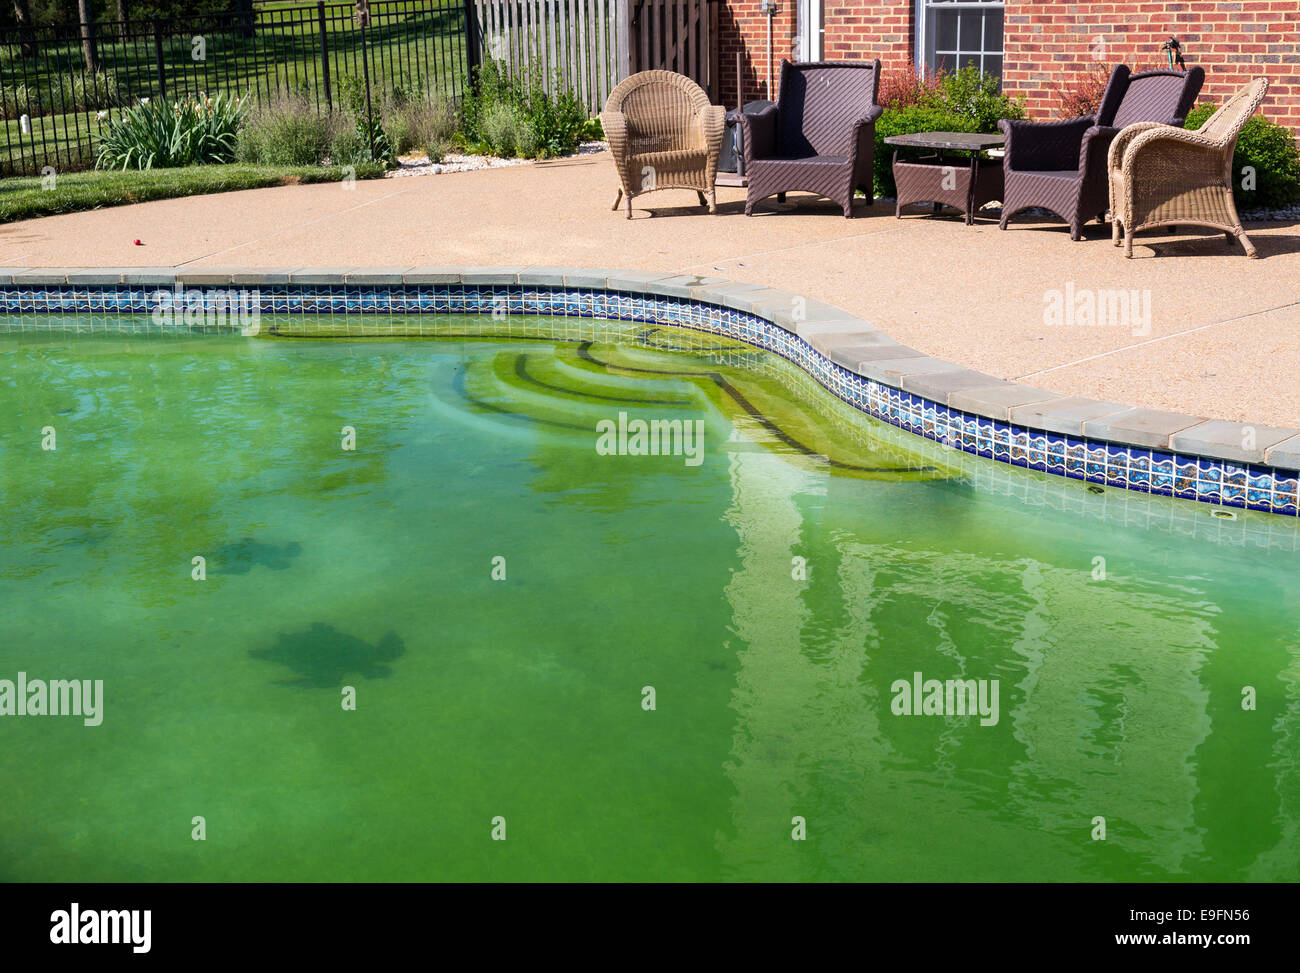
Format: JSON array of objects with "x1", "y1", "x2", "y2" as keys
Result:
[{"x1": 3, "y1": 315, "x2": 1300, "y2": 882}]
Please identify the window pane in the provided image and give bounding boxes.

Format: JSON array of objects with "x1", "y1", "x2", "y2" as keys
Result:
[
  {"x1": 959, "y1": 53, "x2": 980, "y2": 72},
  {"x1": 984, "y1": 55, "x2": 1003, "y2": 82},
  {"x1": 959, "y1": 12, "x2": 983, "y2": 51},
  {"x1": 984, "y1": 13, "x2": 1003, "y2": 52},
  {"x1": 935, "y1": 10, "x2": 958, "y2": 51}
]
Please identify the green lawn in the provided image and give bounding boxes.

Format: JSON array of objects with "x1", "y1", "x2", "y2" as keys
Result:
[
  {"x1": 0, "y1": 1, "x2": 468, "y2": 175},
  {"x1": 0, "y1": 162, "x2": 385, "y2": 223},
  {"x1": 0, "y1": 5, "x2": 469, "y2": 108}
]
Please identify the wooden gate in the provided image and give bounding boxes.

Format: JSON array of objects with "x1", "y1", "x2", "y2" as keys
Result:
[
  {"x1": 476, "y1": 0, "x2": 626, "y2": 112},
  {"x1": 474, "y1": 0, "x2": 719, "y2": 112},
  {"x1": 627, "y1": 0, "x2": 720, "y2": 101}
]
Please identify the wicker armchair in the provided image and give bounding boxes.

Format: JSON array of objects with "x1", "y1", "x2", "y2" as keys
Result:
[
  {"x1": 739, "y1": 59, "x2": 882, "y2": 218},
  {"x1": 998, "y1": 65, "x2": 1204, "y2": 240},
  {"x1": 1108, "y1": 78, "x2": 1269, "y2": 258},
  {"x1": 601, "y1": 71, "x2": 726, "y2": 219}
]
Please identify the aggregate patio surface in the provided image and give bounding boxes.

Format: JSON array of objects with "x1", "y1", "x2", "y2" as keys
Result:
[{"x1": 2, "y1": 148, "x2": 1298, "y2": 428}]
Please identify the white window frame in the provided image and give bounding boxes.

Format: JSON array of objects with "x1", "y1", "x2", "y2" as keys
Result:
[
  {"x1": 915, "y1": 0, "x2": 1005, "y2": 81},
  {"x1": 797, "y1": 0, "x2": 824, "y2": 62}
]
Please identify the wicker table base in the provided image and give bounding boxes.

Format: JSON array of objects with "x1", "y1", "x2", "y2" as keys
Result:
[{"x1": 885, "y1": 132, "x2": 1005, "y2": 226}]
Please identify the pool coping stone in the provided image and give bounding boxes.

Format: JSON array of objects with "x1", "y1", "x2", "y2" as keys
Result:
[{"x1": 2, "y1": 264, "x2": 1296, "y2": 479}]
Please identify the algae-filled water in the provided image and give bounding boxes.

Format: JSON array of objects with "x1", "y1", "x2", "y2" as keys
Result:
[{"x1": 2, "y1": 315, "x2": 1300, "y2": 882}]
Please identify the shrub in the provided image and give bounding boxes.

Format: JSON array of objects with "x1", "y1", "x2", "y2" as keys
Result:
[
  {"x1": 384, "y1": 89, "x2": 457, "y2": 156},
  {"x1": 525, "y1": 82, "x2": 586, "y2": 157},
  {"x1": 878, "y1": 59, "x2": 944, "y2": 110},
  {"x1": 327, "y1": 126, "x2": 366, "y2": 166},
  {"x1": 873, "y1": 104, "x2": 979, "y2": 198},
  {"x1": 460, "y1": 59, "x2": 588, "y2": 159},
  {"x1": 458, "y1": 60, "x2": 520, "y2": 147},
  {"x1": 424, "y1": 136, "x2": 456, "y2": 162},
  {"x1": 1051, "y1": 64, "x2": 1112, "y2": 119},
  {"x1": 236, "y1": 93, "x2": 336, "y2": 166},
  {"x1": 869, "y1": 65, "x2": 1021, "y2": 198},
  {"x1": 335, "y1": 76, "x2": 396, "y2": 167},
  {"x1": 95, "y1": 92, "x2": 244, "y2": 170},
  {"x1": 1185, "y1": 104, "x2": 1300, "y2": 210},
  {"x1": 934, "y1": 65, "x2": 1026, "y2": 131},
  {"x1": 479, "y1": 102, "x2": 537, "y2": 158}
]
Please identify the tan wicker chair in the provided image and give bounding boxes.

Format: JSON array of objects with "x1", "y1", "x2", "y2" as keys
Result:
[
  {"x1": 601, "y1": 71, "x2": 725, "y2": 219},
  {"x1": 1108, "y1": 78, "x2": 1270, "y2": 258}
]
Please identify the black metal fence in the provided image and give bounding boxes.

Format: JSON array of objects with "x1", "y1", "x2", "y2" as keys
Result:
[{"x1": 0, "y1": 0, "x2": 480, "y2": 177}]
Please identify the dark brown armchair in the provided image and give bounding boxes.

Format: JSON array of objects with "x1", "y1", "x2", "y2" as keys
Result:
[
  {"x1": 998, "y1": 64, "x2": 1204, "y2": 240},
  {"x1": 740, "y1": 59, "x2": 882, "y2": 218}
]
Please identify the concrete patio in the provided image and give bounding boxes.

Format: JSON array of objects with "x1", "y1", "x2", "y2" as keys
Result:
[{"x1": 3, "y1": 148, "x2": 1298, "y2": 427}]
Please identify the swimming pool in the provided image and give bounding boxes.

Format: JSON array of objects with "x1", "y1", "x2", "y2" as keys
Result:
[{"x1": 3, "y1": 308, "x2": 1299, "y2": 882}]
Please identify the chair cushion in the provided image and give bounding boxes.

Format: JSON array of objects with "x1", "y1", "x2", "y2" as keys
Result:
[{"x1": 629, "y1": 148, "x2": 707, "y2": 170}]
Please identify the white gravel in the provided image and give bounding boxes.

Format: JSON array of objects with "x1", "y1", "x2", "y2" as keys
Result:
[{"x1": 385, "y1": 140, "x2": 608, "y2": 177}]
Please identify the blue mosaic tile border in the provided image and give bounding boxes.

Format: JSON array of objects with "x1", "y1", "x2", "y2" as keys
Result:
[{"x1": 4, "y1": 282, "x2": 1297, "y2": 517}]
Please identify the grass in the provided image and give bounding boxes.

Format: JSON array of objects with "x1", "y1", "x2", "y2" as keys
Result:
[
  {"x1": 0, "y1": 109, "x2": 102, "y2": 176},
  {"x1": 0, "y1": 2, "x2": 468, "y2": 175},
  {"x1": 0, "y1": 162, "x2": 385, "y2": 223},
  {"x1": 0, "y1": 7, "x2": 468, "y2": 109}
]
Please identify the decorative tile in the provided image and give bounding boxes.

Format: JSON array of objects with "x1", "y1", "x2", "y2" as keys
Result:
[{"x1": 4, "y1": 280, "x2": 1298, "y2": 518}]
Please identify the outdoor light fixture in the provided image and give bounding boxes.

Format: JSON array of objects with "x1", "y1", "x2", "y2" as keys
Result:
[{"x1": 1161, "y1": 36, "x2": 1186, "y2": 69}]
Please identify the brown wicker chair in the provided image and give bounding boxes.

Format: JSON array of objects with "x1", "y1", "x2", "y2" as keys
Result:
[
  {"x1": 1108, "y1": 78, "x2": 1270, "y2": 258},
  {"x1": 998, "y1": 65, "x2": 1204, "y2": 240},
  {"x1": 739, "y1": 59, "x2": 882, "y2": 218},
  {"x1": 601, "y1": 71, "x2": 726, "y2": 219}
]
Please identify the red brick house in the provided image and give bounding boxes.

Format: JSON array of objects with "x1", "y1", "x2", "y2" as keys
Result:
[{"x1": 717, "y1": 1, "x2": 1299, "y2": 130}]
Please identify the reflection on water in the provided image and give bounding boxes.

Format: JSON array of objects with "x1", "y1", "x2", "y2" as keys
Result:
[
  {"x1": 250, "y1": 623, "x2": 405, "y2": 689},
  {"x1": 718, "y1": 429, "x2": 1300, "y2": 880},
  {"x1": 2, "y1": 320, "x2": 1299, "y2": 881},
  {"x1": 213, "y1": 537, "x2": 304, "y2": 575}
]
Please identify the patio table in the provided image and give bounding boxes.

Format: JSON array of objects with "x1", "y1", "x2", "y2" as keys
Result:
[{"x1": 883, "y1": 132, "x2": 1005, "y2": 226}]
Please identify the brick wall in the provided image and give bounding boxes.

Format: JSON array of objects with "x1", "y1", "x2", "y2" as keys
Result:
[
  {"x1": 717, "y1": 1, "x2": 913, "y2": 107},
  {"x1": 821, "y1": 2, "x2": 914, "y2": 62},
  {"x1": 1003, "y1": 1, "x2": 1300, "y2": 127},
  {"x1": 715, "y1": 0, "x2": 1300, "y2": 131},
  {"x1": 717, "y1": 2, "x2": 796, "y2": 108}
]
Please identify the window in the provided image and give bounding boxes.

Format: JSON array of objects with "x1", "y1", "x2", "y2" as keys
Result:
[
  {"x1": 797, "y1": 0, "x2": 825, "y2": 62},
  {"x1": 917, "y1": 0, "x2": 1005, "y2": 84}
]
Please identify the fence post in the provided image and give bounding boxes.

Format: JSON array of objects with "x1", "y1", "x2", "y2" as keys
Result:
[
  {"x1": 152, "y1": 16, "x2": 167, "y2": 101},
  {"x1": 317, "y1": 1, "x2": 332, "y2": 110},
  {"x1": 359, "y1": 17, "x2": 374, "y2": 158},
  {"x1": 462, "y1": 0, "x2": 481, "y2": 93},
  {"x1": 617, "y1": 0, "x2": 630, "y2": 80}
]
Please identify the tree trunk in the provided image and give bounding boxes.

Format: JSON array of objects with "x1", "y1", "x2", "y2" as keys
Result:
[
  {"x1": 12, "y1": 0, "x2": 37, "y2": 58},
  {"x1": 237, "y1": 0, "x2": 256, "y2": 38},
  {"x1": 78, "y1": 0, "x2": 100, "y2": 74},
  {"x1": 117, "y1": 0, "x2": 129, "y2": 41}
]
